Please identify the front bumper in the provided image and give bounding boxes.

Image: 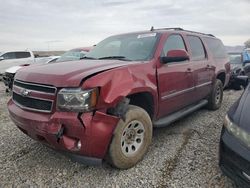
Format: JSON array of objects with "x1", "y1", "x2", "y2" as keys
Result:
[
  {"x1": 8, "y1": 99, "x2": 119, "y2": 164},
  {"x1": 219, "y1": 127, "x2": 250, "y2": 187}
]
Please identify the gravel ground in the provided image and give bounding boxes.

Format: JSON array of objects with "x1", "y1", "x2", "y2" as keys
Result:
[{"x1": 0, "y1": 81, "x2": 241, "y2": 187}]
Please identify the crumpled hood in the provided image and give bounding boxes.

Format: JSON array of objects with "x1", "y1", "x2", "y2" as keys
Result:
[
  {"x1": 229, "y1": 85, "x2": 250, "y2": 132},
  {"x1": 15, "y1": 60, "x2": 130, "y2": 87}
]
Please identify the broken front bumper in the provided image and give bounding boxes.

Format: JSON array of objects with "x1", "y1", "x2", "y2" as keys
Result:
[{"x1": 7, "y1": 99, "x2": 119, "y2": 164}]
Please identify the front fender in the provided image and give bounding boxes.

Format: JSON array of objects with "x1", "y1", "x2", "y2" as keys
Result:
[{"x1": 83, "y1": 65, "x2": 158, "y2": 112}]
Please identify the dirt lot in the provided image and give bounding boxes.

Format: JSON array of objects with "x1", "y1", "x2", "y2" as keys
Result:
[{"x1": 0, "y1": 81, "x2": 240, "y2": 187}]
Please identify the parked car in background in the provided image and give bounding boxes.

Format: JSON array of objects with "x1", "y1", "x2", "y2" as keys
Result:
[
  {"x1": 220, "y1": 84, "x2": 250, "y2": 187},
  {"x1": 243, "y1": 48, "x2": 250, "y2": 63},
  {"x1": 0, "y1": 50, "x2": 35, "y2": 75},
  {"x1": 8, "y1": 28, "x2": 230, "y2": 169},
  {"x1": 242, "y1": 48, "x2": 250, "y2": 79},
  {"x1": 2, "y1": 56, "x2": 60, "y2": 91},
  {"x1": 227, "y1": 52, "x2": 249, "y2": 90},
  {"x1": 56, "y1": 47, "x2": 92, "y2": 62}
]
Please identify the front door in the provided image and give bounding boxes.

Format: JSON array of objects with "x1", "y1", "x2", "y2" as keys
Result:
[{"x1": 157, "y1": 34, "x2": 195, "y2": 118}]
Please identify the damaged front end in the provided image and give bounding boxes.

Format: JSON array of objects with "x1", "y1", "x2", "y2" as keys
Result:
[
  {"x1": 8, "y1": 98, "x2": 120, "y2": 164},
  {"x1": 228, "y1": 67, "x2": 249, "y2": 90},
  {"x1": 7, "y1": 80, "x2": 123, "y2": 165}
]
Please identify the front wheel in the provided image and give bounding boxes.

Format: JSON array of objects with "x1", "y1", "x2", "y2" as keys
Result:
[
  {"x1": 107, "y1": 105, "x2": 152, "y2": 169},
  {"x1": 207, "y1": 79, "x2": 223, "y2": 110}
]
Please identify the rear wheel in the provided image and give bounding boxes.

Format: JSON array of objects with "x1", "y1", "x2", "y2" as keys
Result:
[
  {"x1": 107, "y1": 105, "x2": 152, "y2": 169},
  {"x1": 207, "y1": 79, "x2": 223, "y2": 110}
]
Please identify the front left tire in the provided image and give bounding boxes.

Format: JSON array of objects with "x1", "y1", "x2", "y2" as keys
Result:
[{"x1": 107, "y1": 105, "x2": 152, "y2": 169}]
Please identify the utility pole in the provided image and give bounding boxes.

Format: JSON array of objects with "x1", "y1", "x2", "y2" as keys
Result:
[{"x1": 45, "y1": 40, "x2": 63, "y2": 55}]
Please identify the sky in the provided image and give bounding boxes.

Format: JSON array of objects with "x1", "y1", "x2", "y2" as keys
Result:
[{"x1": 0, "y1": 0, "x2": 250, "y2": 51}]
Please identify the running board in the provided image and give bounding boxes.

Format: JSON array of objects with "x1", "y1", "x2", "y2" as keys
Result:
[{"x1": 153, "y1": 100, "x2": 208, "y2": 128}]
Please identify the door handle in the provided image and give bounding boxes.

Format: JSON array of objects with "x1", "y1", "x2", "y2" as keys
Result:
[{"x1": 186, "y1": 68, "x2": 192, "y2": 73}]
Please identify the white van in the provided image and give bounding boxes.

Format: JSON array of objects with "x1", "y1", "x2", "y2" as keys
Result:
[{"x1": 0, "y1": 50, "x2": 35, "y2": 74}]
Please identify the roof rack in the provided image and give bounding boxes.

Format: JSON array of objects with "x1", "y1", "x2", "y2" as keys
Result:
[
  {"x1": 150, "y1": 26, "x2": 183, "y2": 31},
  {"x1": 150, "y1": 26, "x2": 215, "y2": 37}
]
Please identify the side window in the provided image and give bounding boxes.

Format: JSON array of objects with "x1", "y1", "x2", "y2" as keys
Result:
[
  {"x1": 162, "y1": 34, "x2": 186, "y2": 56},
  {"x1": 204, "y1": 38, "x2": 227, "y2": 59},
  {"x1": 2, "y1": 52, "x2": 16, "y2": 59},
  {"x1": 15, "y1": 52, "x2": 31, "y2": 59},
  {"x1": 187, "y1": 36, "x2": 206, "y2": 61}
]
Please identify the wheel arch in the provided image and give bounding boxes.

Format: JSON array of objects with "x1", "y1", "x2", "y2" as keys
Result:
[
  {"x1": 216, "y1": 71, "x2": 226, "y2": 87},
  {"x1": 127, "y1": 91, "x2": 155, "y2": 120}
]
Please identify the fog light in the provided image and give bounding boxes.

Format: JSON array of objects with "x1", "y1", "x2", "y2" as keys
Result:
[{"x1": 76, "y1": 140, "x2": 81, "y2": 150}]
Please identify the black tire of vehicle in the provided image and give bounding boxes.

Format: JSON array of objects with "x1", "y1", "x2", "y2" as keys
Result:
[
  {"x1": 107, "y1": 105, "x2": 152, "y2": 169},
  {"x1": 207, "y1": 79, "x2": 223, "y2": 110}
]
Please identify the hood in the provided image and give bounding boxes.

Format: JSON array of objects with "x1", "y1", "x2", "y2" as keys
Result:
[
  {"x1": 229, "y1": 85, "x2": 250, "y2": 132},
  {"x1": 15, "y1": 60, "x2": 132, "y2": 87}
]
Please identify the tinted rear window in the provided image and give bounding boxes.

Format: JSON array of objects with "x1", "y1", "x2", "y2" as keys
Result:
[{"x1": 204, "y1": 38, "x2": 227, "y2": 59}]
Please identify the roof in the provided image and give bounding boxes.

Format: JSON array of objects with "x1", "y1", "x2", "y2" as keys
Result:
[
  {"x1": 149, "y1": 27, "x2": 215, "y2": 37},
  {"x1": 109, "y1": 27, "x2": 216, "y2": 39}
]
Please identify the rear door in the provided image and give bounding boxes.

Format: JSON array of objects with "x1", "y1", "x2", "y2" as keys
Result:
[
  {"x1": 186, "y1": 35, "x2": 213, "y2": 101},
  {"x1": 157, "y1": 34, "x2": 195, "y2": 118}
]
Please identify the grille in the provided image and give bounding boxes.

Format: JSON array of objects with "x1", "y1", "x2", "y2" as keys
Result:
[
  {"x1": 14, "y1": 80, "x2": 56, "y2": 94},
  {"x1": 12, "y1": 80, "x2": 56, "y2": 113},
  {"x1": 13, "y1": 92, "x2": 53, "y2": 112}
]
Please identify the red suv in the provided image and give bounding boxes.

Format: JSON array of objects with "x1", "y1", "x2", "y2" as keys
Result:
[{"x1": 8, "y1": 28, "x2": 230, "y2": 169}]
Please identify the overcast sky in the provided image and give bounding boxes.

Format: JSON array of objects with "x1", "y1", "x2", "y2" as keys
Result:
[{"x1": 0, "y1": 0, "x2": 249, "y2": 51}]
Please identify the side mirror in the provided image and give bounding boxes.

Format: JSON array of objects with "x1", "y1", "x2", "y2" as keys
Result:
[
  {"x1": 160, "y1": 49, "x2": 189, "y2": 64},
  {"x1": 0, "y1": 57, "x2": 4, "y2": 61}
]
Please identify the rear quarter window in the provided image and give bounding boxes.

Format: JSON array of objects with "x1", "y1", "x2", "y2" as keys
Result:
[{"x1": 203, "y1": 37, "x2": 227, "y2": 59}]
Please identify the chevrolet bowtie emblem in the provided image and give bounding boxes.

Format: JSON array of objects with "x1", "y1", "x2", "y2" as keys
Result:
[{"x1": 20, "y1": 89, "x2": 30, "y2": 97}]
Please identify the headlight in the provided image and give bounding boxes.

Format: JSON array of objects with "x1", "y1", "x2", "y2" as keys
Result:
[
  {"x1": 224, "y1": 115, "x2": 250, "y2": 147},
  {"x1": 57, "y1": 88, "x2": 98, "y2": 112}
]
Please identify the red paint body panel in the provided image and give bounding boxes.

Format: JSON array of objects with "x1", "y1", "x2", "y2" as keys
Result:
[
  {"x1": 8, "y1": 99, "x2": 119, "y2": 158},
  {"x1": 7, "y1": 29, "x2": 230, "y2": 162},
  {"x1": 15, "y1": 60, "x2": 131, "y2": 87},
  {"x1": 83, "y1": 61, "x2": 158, "y2": 114}
]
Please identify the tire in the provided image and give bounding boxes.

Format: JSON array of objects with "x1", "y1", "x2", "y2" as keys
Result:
[
  {"x1": 207, "y1": 79, "x2": 223, "y2": 110},
  {"x1": 107, "y1": 105, "x2": 152, "y2": 169}
]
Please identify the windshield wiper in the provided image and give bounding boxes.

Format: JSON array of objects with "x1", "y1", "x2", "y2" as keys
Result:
[
  {"x1": 98, "y1": 56, "x2": 131, "y2": 61},
  {"x1": 80, "y1": 56, "x2": 97, "y2": 60}
]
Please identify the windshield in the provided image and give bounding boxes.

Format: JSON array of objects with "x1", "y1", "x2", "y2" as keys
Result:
[
  {"x1": 86, "y1": 33, "x2": 159, "y2": 61},
  {"x1": 229, "y1": 54, "x2": 242, "y2": 64},
  {"x1": 56, "y1": 50, "x2": 87, "y2": 62}
]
